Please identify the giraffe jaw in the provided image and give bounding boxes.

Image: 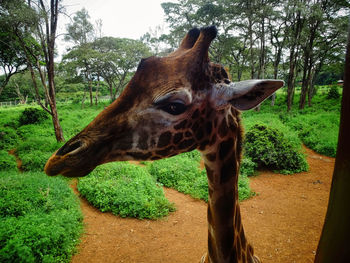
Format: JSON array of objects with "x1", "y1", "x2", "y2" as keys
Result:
[{"x1": 44, "y1": 150, "x2": 96, "y2": 177}]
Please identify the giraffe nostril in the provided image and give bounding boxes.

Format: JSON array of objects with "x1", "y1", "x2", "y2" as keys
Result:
[{"x1": 56, "y1": 140, "x2": 83, "y2": 156}]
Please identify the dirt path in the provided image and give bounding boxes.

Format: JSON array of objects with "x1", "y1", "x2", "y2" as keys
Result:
[{"x1": 71, "y1": 147, "x2": 334, "y2": 263}]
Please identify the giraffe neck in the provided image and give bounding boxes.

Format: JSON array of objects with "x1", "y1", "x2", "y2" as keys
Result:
[{"x1": 201, "y1": 109, "x2": 258, "y2": 263}]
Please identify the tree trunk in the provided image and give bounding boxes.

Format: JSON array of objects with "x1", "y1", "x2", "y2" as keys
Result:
[
  {"x1": 287, "y1": 48, "x2": 297, "y2": 112},
  {"x1": 0, "y1": 73, "x2": 13, "y2": 96},
  {"x1": 315, "y1": 25, "x2": 350, "y2": 263},
  {"x1": 81, "y1": 91, "x2": 86, "y2": 109},
  {"x1": 95, "y1": 76, "x2": 99, "y2": 106},
  {"x1": 88, "y1": 79, "x2": 93, "y2": 106},
  {"x1": 307, "y1": 67, "x2": 316, "y2": 107},
  {"x1": 108, "y1": 81, "x2": 114, "y2": 102}
]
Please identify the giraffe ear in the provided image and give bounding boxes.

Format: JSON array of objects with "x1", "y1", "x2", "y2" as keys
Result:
[{"x1": 212, "y1": 79, "x2": 284, "y2": 110}]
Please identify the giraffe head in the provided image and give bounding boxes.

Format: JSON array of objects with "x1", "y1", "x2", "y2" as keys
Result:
[{"x1": 45, "y1": 26, "x2": 283, "y2": 177}]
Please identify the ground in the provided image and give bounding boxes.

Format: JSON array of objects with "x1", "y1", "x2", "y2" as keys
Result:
[{"x1": 70, "y1": 147, "x2": 334, "y2": 263}]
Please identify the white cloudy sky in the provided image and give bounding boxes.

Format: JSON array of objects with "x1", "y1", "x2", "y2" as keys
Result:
[{"x1": 57, "y1": 0, "x2": 175, "y2": 57}]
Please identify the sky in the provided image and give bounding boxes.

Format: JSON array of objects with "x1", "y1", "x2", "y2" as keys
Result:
[{"x1": 57, "y1": 0, "x2": 174, "y2": 57}]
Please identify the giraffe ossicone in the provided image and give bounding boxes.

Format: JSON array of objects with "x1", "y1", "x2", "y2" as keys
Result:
[{"x1": 45, "y1": 26, "x2": 283, "y2": 263}]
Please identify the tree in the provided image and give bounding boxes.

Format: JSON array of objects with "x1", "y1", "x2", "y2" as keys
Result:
[
  {"x1": 92, "y1": 37, "x2": 151, "y2": 101},
  {"x1": 64, "y1": 8, "x2": 96, "y2": 106},
  {"x1": 1, "y1": 0, "x2": 65, "y2": 141},
  {"x1": 315, "y1": 21, "x2": 350, "y2": 263},
  {"x1": 61, "y1": 43, "x2": 99, "y2": 106},
  {"x1": 65, "y1": 8, "x2": 94, "y2": 46},
  {"x1": 0, "y1": 0, "x2": 31, "y2": 95}
]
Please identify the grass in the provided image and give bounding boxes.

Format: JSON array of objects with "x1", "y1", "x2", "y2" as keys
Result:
[
  {"x1": 0, "y1": 171, "x2": 83, "y2": 263},
  {"x1": 78, "y1": 162, "x2": 175, "y2": 219}
]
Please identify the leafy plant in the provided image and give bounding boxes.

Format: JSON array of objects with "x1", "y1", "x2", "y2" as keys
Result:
[
  {"x1": 0, "y1": 172, "x2": 83, "y2": 262},
  {"x1": 0, "y1": 150, "x2": 17, "y2": 171},
  {"x1": 0, "y1": 127, "x2": 19, "y2": 150},
  {"x1": 240, "y1": 157, "x2": 257, "y2": 177},
  {"x1": 19, "y1": 108, "x2": 49, "y2": 126},
  {"x1": 326, "y1": 85, "x2": 340, "y2": 99},
  {"x1": 78, "y1": 162, "x2": 175, "y2": 219},
  {"x1": 244, "y1": 124, "x2": 308, "y2": 174},
  {"x1": 149, "y1": 154, "x2": 252, "y2": 202}
]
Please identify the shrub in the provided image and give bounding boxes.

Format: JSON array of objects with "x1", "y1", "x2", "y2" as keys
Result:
[
  {"x1": 19, "y1": 108, "x2": 48, "y2": 126},
  {"x1": 244, "y1": 124, "x2": 308, "y2": 174},
  {"x1": 0, "y1": 150, "x2": 17, "y2": 171},
  {"x1": 19, "y1": 150, "x2": 52, "y2": 172},
  {"x1": 149, "y1": 154, "x2": 252, "y2": 202},
  {"x1": 181, "y1": 150, "x2": 202, "y2": 162},
  {"x1": 283, "y1": 112, "x2": 339, "y2": 157},
  {"x1": 326, "y1": 85, "x2": 340, "y2": 99},
  {"x1": 0, "y1": 172, "x2": 83, "y2": 262},
  {"x1": 240, "y1": 157, "x2": 257, "y2": 177},
  {"x1": 78, "y1": 162, "x2": 175, "y2": 219},
  {"x1": 0, "y1": 127, "x2": 19, "y2": 150}
]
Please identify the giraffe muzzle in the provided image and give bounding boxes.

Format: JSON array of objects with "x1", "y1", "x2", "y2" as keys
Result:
[{"x1": 56, "y1": 140, "x2": 83, "y2": 156}]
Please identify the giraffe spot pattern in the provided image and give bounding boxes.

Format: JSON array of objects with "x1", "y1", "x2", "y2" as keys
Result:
[
  {"x1": 214, "y1": 190, "x2": 235, "y2": 226},
  {"x1": 236, "y1": 239, "x2": 242, "y2": 260},
  {"x1": 137, "y1": 131, "x2": 149, "y2": 150},
  {"x1": 126, "y1": 152, "x2": 152, "y2": 160},
  {"x1": 178, "y1": 139, "x2": 195, "y2": 150},
  {"x1": 220, "y1": 228, "x2": 235, "y2": 258},
  {"x1": 205, "y1": 152, "x2": 216, "y2": 162},
  {"x1": 191, "y1": 109, "x2": 200, "y2": 119},
  {"x1": 218, "y1": 118, "x2": 228, "y2": 138},
  {"x1": 156, "y1": 146, "x2": 174, "y2": 156},
  {"x1": 240, "y1": 225, "x2": 247, "y2": 248},
  {"x1": 205, "y1": 122, "x2": 212, "y2": 135},
  {"x1": 205, "y1": 164, "x2": 214, "y2": 183},
  {"x1": 198, "y1": 140, "x2": 208, "y2": 151},
  {"x1": 219, "y1": 138, "x2": 233, "y2": 161},
  {"x1": 220, "y1": 155, "x2": 236, "y2": 184},
  {"x1": 174, "y1": 120, "x2": 187, "y2": 130},
  {"x1": 157, "y1": 131, "x2": 172, "y2": 148},
  {"x1": 173, "y1": 133, "x2": 183, "y2": 144}
]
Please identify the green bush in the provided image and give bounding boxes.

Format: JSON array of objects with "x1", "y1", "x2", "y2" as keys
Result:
[
  {"x1": 244, "y1": 124, "x2": 308, "y2": 174},
  {"x1": 240, "y1": 157, "x2": 257, "y2": 177},
  {"x1": 284, "y1": 112, "x2": 339, "y2": 157},
  {"x1": 19, "y1": 108, "x2": 49, "y2": 126},
  {"x1": 78, "y1": 162, "x2": 175, "y2": 219},
  {"x1": 149, "y1": 155, "x2": 208, "y2": 201},
  {"x1": 326, "y1": 85, "x2": 340, "y2": 99},
  {"x1": 0, "y1": 127, "x2": 19, "y2": 150},
  {"x1": 19, "y1": 150, "x2": 52, "y2": 172},
  {"x1": 0, "y1": 172, "x2": 83, "y2": 263},
  {"x1": 0, "y1": 150, "x2": 17, "y2": 171},
  {"x1": 149, "y1": 154, "x2": 252, "y2": 202}
]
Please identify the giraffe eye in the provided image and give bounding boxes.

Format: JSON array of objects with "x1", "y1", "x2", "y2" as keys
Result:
[{"x1": 161, "y1": 102, "x2": 187, "y2": 115}]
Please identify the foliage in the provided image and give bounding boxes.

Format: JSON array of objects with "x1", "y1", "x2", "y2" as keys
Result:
[
  {"x1": 244, "y1": 124, "x2": 308, "y2": 174},
  {"x1": 326, "y1": 85, "x2": 340, "y2": 99},
  {"x1": 0, "y1": 127, "x2": 19, "y2": 150},
  {"x1": 284, "y1": 112, "x2": 339, "y2": 157},
  {"x1": 240, "y1": 157, "x2": 257, "y2": 177},
  {"x1": 0, "y1": 171, "x2": 83, "y2": 263},
  {"x1": 148, "y1": 154, "x2": 252, "y2": 202},
  {"x1": 0, "y1": 150, "x2": 17, "y2": 171},
  {"x1": 19, "y1": 108, "x2": 49, "y2": 126},
  {"x1": 78, "y1": 162, "x2": 175, "y2": 219}
]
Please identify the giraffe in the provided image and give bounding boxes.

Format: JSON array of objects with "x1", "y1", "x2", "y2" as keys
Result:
[{"x1": 45, "y1": 26, "x2": 283, "y2": 263}]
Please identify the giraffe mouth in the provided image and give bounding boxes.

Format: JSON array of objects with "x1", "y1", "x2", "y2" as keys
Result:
[{"x1": 44, "y1": 139, "x2": 97, "y2": 177}]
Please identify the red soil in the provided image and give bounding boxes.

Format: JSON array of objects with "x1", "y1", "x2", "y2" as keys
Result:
[{"x1": 70, "y1": 147, "x2": 334, "y2": 263}]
